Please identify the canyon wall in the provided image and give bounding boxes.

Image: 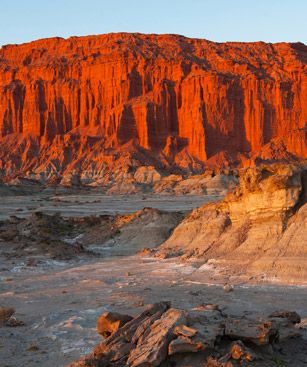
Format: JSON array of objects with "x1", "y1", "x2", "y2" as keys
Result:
[{"x1": 0, "y1": 33, "x2": 306, "y2": 179}]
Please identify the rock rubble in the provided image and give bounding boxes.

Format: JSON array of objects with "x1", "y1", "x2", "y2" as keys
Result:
[{"x1": 69, "y1": 302, "x2": 303, "y2": 367}]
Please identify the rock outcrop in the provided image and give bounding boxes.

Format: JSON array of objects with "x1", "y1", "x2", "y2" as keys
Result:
[
  {"x1": 158, "y1": 164, "x2": 307, "y2": 282},
  {"x1": 0, "y1": 34, "x2": 306, "y2": 182},
  {"x1": 69, "y1": 302, "x2": 304, "y2": 367}
]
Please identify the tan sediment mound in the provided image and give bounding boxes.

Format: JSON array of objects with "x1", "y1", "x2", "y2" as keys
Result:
[
  {"x1": 158, "y1": 164, "x2": 307, "y2": 282},
  {"x1": 80, "y1": 207, "x2": 185, "y2": 255},
  {"x1": 68, "y1": 302, "x2": 305, "y2": 367}
]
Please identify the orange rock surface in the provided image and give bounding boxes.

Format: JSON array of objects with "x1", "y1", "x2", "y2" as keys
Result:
[{"x1": 0, "y1": 33, "x2": 306, "y2": 179}]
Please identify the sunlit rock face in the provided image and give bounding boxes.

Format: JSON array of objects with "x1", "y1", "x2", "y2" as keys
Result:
[
  {"x1": 0, "y1": 33, "x2": 306, "y2": 179},
  {"x1": 158, "y1": 165, "x2": 307, "y2": 281}
]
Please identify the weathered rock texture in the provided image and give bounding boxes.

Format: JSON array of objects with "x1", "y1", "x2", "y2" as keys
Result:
[
  {"x1": 158, "y1": 164, "x2": 307, "y2": 282},
  {"x1": 69, "y1": 302, "x2": 304, "y2": 367},
  {"x1": 0, "y1": 34, "x2": 306, "y2": 181}
]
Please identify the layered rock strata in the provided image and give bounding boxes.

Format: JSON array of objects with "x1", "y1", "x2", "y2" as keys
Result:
[{"x1": 158, "y1": 164, "x2": 307, "y2": 281}]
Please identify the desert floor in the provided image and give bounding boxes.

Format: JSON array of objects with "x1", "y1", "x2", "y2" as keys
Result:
[{"x1": 0, "y1": 194, "x2": 306, "y2": 367}]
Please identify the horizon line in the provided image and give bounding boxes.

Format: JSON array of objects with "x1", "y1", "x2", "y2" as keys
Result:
[{"x1": 1, "y1": 31, "x2": 306, "y2": 48}]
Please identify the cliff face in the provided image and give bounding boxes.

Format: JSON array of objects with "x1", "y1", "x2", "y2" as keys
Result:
[
  {"x1": 0, "y1": 33, "x2": 306, "y2": 179},
  {"x1": 158, "y1": 164, "x2": 307, "y2": 282}
]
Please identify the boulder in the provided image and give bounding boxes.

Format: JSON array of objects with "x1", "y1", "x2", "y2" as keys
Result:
[
  {"x1": 225, "y1": 318, "x2": 276, "y2": 345},
  {"x1": 223, "y1": 284, "x2": 234, "y2": 293},
  {"x1": 97, "y1": 311, "x2": 133, "y2": 338},
  {"x1": 93, "y1": 302, "x2": 171, "y2": 362}
]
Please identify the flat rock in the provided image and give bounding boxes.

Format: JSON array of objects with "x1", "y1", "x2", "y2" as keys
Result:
[
  {"x1": 168, "y1": 336, "x2": 205, "y2": 355},
  {"x1": 225, "y1": 317, "x2": 276, "y2": 345},
  {"x1": 174, "y1": 324, "x2": 198, "y2": 338},
  {"x1": 127, "y1": 308, "x2": 187, "y2": 367}
]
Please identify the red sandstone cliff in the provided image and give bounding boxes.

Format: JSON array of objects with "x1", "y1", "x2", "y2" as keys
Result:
[{"x1": 0, "y1": 33, "x2": 306, "y2": 181}]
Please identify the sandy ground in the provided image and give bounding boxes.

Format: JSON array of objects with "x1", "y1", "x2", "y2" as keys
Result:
[{"x1": 0, "y1": 194, "x2": 307, "y2": 367}]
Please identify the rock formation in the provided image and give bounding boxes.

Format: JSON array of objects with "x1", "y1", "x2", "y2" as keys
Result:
[
  {"x1": 0, "y1": 34, "x2": 306, "y2": 183},
  {"x1": 157, "y1": 164, "x2": 307, "y2": 282},
  {"x1": 69, "y1": 302, "x2": 304, "y2": 367}
]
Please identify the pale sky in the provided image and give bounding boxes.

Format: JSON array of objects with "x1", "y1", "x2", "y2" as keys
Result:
[{"x1": 0, "y1": 0, "x2": 306, "y2": 46}]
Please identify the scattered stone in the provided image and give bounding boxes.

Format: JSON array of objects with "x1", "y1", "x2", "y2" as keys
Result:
[
  {"x1": 0, "y1": 307, "x2": 15, "y2": 326},
  {"x1": 155, "y1": 252, "x2": 168, "y2": 260},
  {"x1": 230, "y1": 340, "x2": 255, "y2": 361},
  {"x1": 69, "y1": 303, "x2": 304, "y2": 367},
  {"x1": 27, "y1": 344, "x2": 39, "y2": 352},
  {"x1": 194, "y1": 304, "x2": 219, "y2": 311},
  {"x1": 230, "y1": 341, "x2": 244, "y2": 360},
  {"x1": 223, "y1": 284, "x2": 234, "y2": 293},
  {"x1": 5, "y1": 316, "x2": 25, "y2": 327},
  {"x1": 26, "y1": 258, "x2": 38, "y2": 266},
  {"x1": 297, "y1": 318, "x2": 307, "y2": 330},
  {"x1": 189, "y1": 290, "x2": 201, "y2": 296}
]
